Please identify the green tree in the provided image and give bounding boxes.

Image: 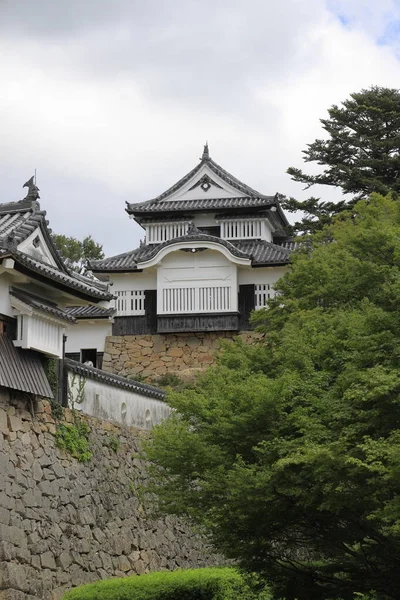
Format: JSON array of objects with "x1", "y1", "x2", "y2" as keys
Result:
[
  {"x1": 145, "y1": 195, "x2": 400, "y2": 600},
  {"x1": 52, "y1": 234, "x2": 104, "y2": 272},
  {"x1": 285, "y1": 86, "x2": 400, "y2": 234}
]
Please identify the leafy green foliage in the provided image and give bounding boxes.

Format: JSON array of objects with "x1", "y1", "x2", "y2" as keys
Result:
[
  {"x1": 145, "y1": 195, "x2": 400, "y2": 600},
  {"x1": 55, "y1": 418, "x2": 92, "y2": 462},
  {"x1": 52, "y1": 234, "x2": 104, "y2": 272},
  {"x1": 285, "y1": 86, "x2": 400, "y2": 233},
  {"x1": 105, "y1": 435, "x2": 120, "y2": 453},
  {"x1": 42, "y1": 356, "x2": 59, "y2": 398},
  {"x1": 61, "y1": 567, "x2": 272, "y2": 600}
]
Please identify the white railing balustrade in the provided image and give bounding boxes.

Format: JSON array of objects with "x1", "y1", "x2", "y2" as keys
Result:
[
  {"x1": 163, "y1": 288, "x2": 196, "y2": 313},
  {"x1": 147, "y1": 222, "x2": 190, "y2": 244},
  {"x1": 161, "y1": 286, "x2": 232, "y2": 314},
  {"x1": 114, "y1": 290, "x2": 145, "y2": 316},
  {"x1": 199, "y1": 286, "x2": 230, "y2": 312},
  {"x1": 254, "y1": 284, "x2": 276, "y2": 310},
  {"x1": 220, "y1": 219, "x2": 262, "y2": 240}
]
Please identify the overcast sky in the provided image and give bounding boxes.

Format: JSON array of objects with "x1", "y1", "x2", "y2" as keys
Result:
[{"x1": 1, "y1": 0, "x2": 400, "y2": 257}]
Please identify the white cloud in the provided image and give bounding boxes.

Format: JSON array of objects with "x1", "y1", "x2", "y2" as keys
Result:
[{"x1": 0, "y1": 0, "x2": 400, "y2": 254}]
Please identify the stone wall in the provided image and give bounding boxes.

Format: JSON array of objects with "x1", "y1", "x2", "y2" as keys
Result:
[
  {"x1": 0, "y1": 389, "x2": 218, "y2": 600},
  {"x1": 102, "y1": 331, "x2": 260, "y2": 381}
]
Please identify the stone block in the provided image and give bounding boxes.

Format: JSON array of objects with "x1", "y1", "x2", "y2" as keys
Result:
[
  {"x1": 56, "y1": 550, "x2": 72, "y2": 570},
  {"x1": 0, "y1": 541, "x2": 16, "y2": 561},
  {"x1": 0, "y1": 525, "x2": 27, "y2": 548},
  {"x1": 40, "y1": 551, "x2": 57, "y2": 571},
  {"x1": 0, "y1": 507, "x2": 10, "y2": 526},
  {"x1": 0, "y1": 591, "x2": 41, "y2": 600},
  {"x1": 0, "y1": 408, "x2": 8, "y2": 434},
  {"x1": 167, "y1": 347, "x2": 184, "y2": 357},
  {"x1": 118, "y1": 556, "x2": 131, "y2": 572},
  {"x1": 0, "y1": 562, "x2": 33, "y2": 593}
]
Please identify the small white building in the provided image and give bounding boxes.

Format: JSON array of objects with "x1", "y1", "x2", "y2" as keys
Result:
[
  {"x1": 0, "y1": 179, "x2": 166, "y2": 428},
  {"x1": 90, "y1": 145, "x2": 294, "y2": 335}
]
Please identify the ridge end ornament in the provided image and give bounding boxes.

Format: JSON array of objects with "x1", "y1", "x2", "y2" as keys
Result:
[{"x1": 23, "y1": 176, "x2": 40, "y2": 200}]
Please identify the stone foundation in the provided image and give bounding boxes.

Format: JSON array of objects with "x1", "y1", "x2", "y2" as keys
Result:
[
  {"x1": 102, "y1": 331, "x2": 260, "y2": 381},
  {"x1": 0, "y1": 390, "x2": 219, "y2": 600}
]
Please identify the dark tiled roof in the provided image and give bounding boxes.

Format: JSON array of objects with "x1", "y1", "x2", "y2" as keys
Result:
[
  {"x1": 90, "y1": 228, "x2": 251, "y2": 271},
  {"x1": 127, "y1": 196, "x2": 276, "y2": 215},
  {"x1": 89, "y1": 245, "x2": 153, "y2": 271},
  {"x1": 0, "y1": 196, "x2": 114, "y2": 300},
  {"x1": 231, "y1": 240, "x2": 291, "y2": 265},
  {"x1": 278, "y1": 240, "x2": 301, "y2": 251},
  {"x1": 130, "y1": 154, "x2": 269, "y2": 206},
  {"x1": 0, "y1": 199, "x2": 66, "y2": 271},
  {"x1": 91, "y1": 231, "x2": 292, "y2": 272},
  {"x1": 10, "y1": 288, "x2": 77, "y2": 323},
  {"x1": 1, "y1": 249, "x2": 114, "y2": 300},
  {"x1": 0, "y1": 334, "x2": 53, "y2": 398},
  {"x1": 139, "y1": 227, "x2": 250, "y2": 263},
  {"x1": 66, "y1": 305, "x2": 115, "y2": 319},
  {"x1": 65, "y1": 358, "x2": 165, "y2": 401}
]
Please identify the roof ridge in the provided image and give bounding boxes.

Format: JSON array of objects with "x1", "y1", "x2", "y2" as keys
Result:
[
  {"x1": 13, "y1": 250, "x2": 114, "y2": 300},
  {"x1": 126, "y1": 149, "x2": 273, "y2": 212}
]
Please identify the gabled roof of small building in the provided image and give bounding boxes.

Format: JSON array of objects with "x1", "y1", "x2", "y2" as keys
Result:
[
  {"x1": 0, "y1": 198, "x2": 66, "y2": 271},
  {"x1": 0, "y1": 184, "x2": 114, "y2": 301},
  {"x1": 126, "y1": 145, "x2": 289, "y2": 229},
  {"x1": 89, "y1": 227, "x2": 293, "y2": 272}
]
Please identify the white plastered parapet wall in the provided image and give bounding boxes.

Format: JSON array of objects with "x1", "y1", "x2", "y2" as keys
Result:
[
  {"x1": 68, "y1": 371, "x2": 171, "y2": 430},
  {"x1": 65, "y1": 319, "x2": 113, "y2": 354}
]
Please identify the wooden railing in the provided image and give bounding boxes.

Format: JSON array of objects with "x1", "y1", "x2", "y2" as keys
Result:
[
  {"x1": 146, "y1": 222, "x2": 190, "y2": 244},
  {"x1": 220, "y1": 219, "x2": 262, "y2": 240},
  {"x1": 254, "y1": 284, "x2": 276, "y2": 310},
  {"x1": 114, "y1": 290, "x2": 145, "y2": 316},
  {"x1": 161, "y1": 286, "x2": 231, "y2": 314}
]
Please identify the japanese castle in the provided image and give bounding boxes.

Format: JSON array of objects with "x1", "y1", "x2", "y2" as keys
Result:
[{"x1": 90, "y1": 144, "x2": 293, "y2": 335}]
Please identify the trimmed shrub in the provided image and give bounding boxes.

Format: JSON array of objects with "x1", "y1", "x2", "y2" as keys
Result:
[{"x1": 62, "y1": 567, "x2": 272, "y2": 600}]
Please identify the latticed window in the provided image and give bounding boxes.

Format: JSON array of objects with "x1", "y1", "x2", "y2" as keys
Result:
[
  {"x1": 220, "y1": 219, "x2": 263, "y2": 240},
  {"x1": 114, "y1": 291, "x2": 145, "y2": 316},
  {"x1": 254, "y1": 284, "x2": 276, "y2": 310},
  {"x1": 146, "y1": 222, "x2": 190, "y2": 244}
]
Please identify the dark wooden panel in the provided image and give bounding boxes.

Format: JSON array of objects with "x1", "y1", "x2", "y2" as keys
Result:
[
  {"x1": 97, "y1": 352, "x2": 104, "y2": 370},
  {"x1": 238, "y1": 284, "x2": 255, "y2": 330},
  {"x1": 0, "y1": 313, "x2": 17, "y2": 340},
  {"x1": 145, "y1": 290, "x2": 157, "y2": 334},
  {"x1": 157, "y1": 313, "x2": 239, "y2": 333},
  {"x1": 112, "y1": 316, "x2": 149, "y2": 335},
  {"x1": 65, "y1": 352, "x2": 80, "y2": 362}
]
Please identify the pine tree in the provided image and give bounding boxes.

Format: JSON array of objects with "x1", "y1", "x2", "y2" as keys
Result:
[{"x1": 285, "y1": 86, "x2": 400, "y2": 234}]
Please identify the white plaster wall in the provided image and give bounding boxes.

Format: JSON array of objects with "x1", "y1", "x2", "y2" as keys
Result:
[
  {"x1": 192, "y1": 213, "x2": 221, "y2": 227},
  {"x1": 109, "y1": 271, "x2": 157, "y2": 292},
  {"x1": 65, "y1": 320, "x2": 112, "y2": 353},
  {"x1": 69, "y1": 372, "x2": 171, "y2": 429},
  {"x1": 18, "y1": 227, "x2": 58, "y2": 267},
  {"x1": 238, "y1": 266, "x2": 288, "y2": 287},
  {"x1": 0, "y1": 276, "x2": 12, "y2": 317},
  {"x1": 173, "y1": 164, "x2": 248, "y2": 201},
  {"x1": 157, "y1": 249, "x2": 238, "y2": 312}
]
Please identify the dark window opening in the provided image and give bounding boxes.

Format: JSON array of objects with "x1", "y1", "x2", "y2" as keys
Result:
[
  {"x1": 81, "y1": 348, "x2": 97, "y2": 368},
  {"x1": 197, "y1": 226, "x2": 221, "y2": 237}
]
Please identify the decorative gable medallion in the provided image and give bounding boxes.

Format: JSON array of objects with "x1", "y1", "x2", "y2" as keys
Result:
[{"x1": 189, "y1": 174, "x2": 223, "y2": 193}]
